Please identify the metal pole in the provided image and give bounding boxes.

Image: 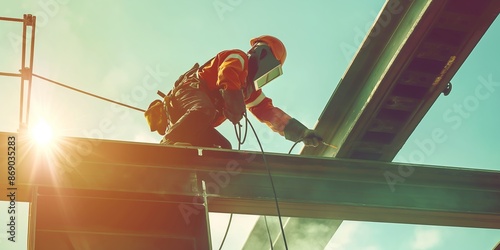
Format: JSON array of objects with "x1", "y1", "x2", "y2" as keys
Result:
[
  {"x1": 19, "y1": 14, "x2": 27, "y2": 129},
  {"x1": 0, "y1": 72, "x2": 22, "y2": 77},
  {"x1": 0, "y1": 16, "x2": 24, "y2": 22},
  {"x1": 202, "y1": 181, "x2": 213, "y2": 250},
  {"x1": 27, "y1": 187, "x2": 38, "y2": 250},
  {"x1": 25, "y1": 15, "x2": 36, "y2": 126}
]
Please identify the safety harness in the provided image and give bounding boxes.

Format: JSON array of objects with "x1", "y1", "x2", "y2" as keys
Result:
[
  {"x1": 145, "y1": 62, "x2": 208, "y2": 135},
  {"x1": 145, "y1": 54, "x2": 256, "y2": 135}
]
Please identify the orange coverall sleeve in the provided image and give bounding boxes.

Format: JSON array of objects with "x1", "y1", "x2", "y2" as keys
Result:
[
  {"x1": 246, "y1": 90, "x2": 291, "y2": 135},
  {"x1": 216, "y1": 50, "x2": 248, "y2": 90}
]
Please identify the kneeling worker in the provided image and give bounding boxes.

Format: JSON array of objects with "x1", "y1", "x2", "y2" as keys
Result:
[{"x1": 145, "y1": 35, "x2": 322, "y2": 149}]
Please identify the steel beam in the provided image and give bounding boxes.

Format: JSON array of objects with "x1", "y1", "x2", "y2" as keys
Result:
[
  {"x1": 1, "y1": 132, "x2": 211, "y2": 250},
  {"x1": 247, "y1": 0, "x2": 500, "y2": 247},
  {"x1": 303, "y1": 0, "x2": 500, "y2": 160},
  {"x1": 3, "y1": 132, "x2": 499, "y2": 229}
]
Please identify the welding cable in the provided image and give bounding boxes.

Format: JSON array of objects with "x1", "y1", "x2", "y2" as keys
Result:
[
  {"x1": 264, "y1": 216, "x2": 275, "y2": 250},
  {"x1": 244, "y1": 113, "x2": 289, "y2": 250},
  {"x1": 34, "y1": 71, "x2": 283, "y2": 249},
  {"x1": 33, "y1": 73, "x2": 287, "y2": 248},
  {"x1": 32, "y1": 73, "x2": 146, "y2": 112},
  {"x1": 234, "y1": 123, "x2": 242, "y2": 149},
  {"x1": 257, "y1": 139, "x2": 300, "y2": 250},
  {"x1": 287, "y1": 140, "x2": 302, "y2": 154},
  {"x1": 217, "y1": 117, "x2": 249, "y2": 250},
  {"x1": 217, "y1": 213, "x2": 233, "y2": 250},
  {"x1": 218, "y1": 119, "x2": 247, "y2": 250},
  {"x1": 288, "y1": 138, "x2": 337, "y2": 154},
  {"x1": 233, "y1": 117, "x2": 248, "y2": 150},
  {"x1": 240, "y1": 117, "x2": 249, "y2": 145}
]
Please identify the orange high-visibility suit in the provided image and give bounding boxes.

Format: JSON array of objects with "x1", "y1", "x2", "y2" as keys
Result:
[
  {"x1": 151, "y1": 35, "x2": 322, "y2": 149},
  {"x1": 198, "y1": 49, "x2": 292, "y2": 135}
]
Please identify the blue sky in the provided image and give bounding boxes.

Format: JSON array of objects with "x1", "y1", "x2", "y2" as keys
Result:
[{"x1": 1, "y1": 1, "x2": 499, "y2": 249}]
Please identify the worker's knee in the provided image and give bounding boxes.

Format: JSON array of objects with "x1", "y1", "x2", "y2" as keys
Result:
[{"x1": 188, "y1": 106, "x2": 216, "y2": 123}]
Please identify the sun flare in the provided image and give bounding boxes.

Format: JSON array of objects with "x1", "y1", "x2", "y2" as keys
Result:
[{"x1": 31, "y1": 119, "x2": 54, "y2": 146}]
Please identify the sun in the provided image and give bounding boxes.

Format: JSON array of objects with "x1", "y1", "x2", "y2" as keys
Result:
[{"x1": 31, "y1": 119, "x2": 54, "y2": 146}]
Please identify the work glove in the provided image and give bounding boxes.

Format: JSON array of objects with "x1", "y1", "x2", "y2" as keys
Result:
[
  {"x1": 283, "y1": 118, "x2": 323, "y2": 147},
  {"x1": 220, "y1": 88, "x2": 246, "y2": 124}
]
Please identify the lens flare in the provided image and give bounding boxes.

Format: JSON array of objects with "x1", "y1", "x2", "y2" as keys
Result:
[{"x1": 31, "y1": 119, "x2": 54, "y2": 146}]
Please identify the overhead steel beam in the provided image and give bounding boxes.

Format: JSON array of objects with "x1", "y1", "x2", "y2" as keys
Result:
[
  {"x1": 247, "y1": 0, "x2": 433, "y2": 247},
  {"x1": 303, "y1": 0, "x2": 500, "y2": 160},
  {"x1": 3, "y1": 132, "x2": 499, "y2": 229},
  {"x1": 247, "y1": 0, "x2": 500, "y2": 247}
]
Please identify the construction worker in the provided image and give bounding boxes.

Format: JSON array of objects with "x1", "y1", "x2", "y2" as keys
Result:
[{"x1": 145, "y1": 35, "x2": 322, "y2": 149}]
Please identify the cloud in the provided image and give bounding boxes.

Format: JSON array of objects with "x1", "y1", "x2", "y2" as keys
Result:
[
  {"x1": 209, "y1": 213, "x2": 259, "y2": 250},
  {"x1": 325, "y1": 221, "x2": 361, "y2": 250},
  {"x1": 410, "y1": 227, "x2": 442, "y2": 250}
]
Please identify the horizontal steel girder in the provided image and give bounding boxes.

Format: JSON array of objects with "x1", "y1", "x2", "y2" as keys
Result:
[{"x1": 3, "y1": 132, "x2": 499, "y2": 229}]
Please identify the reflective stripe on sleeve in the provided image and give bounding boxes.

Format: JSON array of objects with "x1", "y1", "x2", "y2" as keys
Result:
[
  {"x1": 224, "y1": 53, "x2": 245, "y2": 69},
  {"x1": 246, "y1": 91, "x2": 266, "y2": 108}
]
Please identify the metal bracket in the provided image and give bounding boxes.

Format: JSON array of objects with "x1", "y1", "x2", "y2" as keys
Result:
[
  {"x1": 20, "y1": 67, "x2": 32, "y2": 82},
  {"x1": 443, "y1": 81, "x2": 452, "y2": 96},
  {"x1": 202, "y1": 180, "x2": 213, "y2": 250},
  {"x1": 24, "y1": 14, "x2": 35, "y2": 26}
]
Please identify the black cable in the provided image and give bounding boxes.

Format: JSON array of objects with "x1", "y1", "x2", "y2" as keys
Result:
[
  {"x1": 32, "y1": 73, "x2": 146, "y2": 113},
  {"x1": 288, "y1": 140, "x2": 302, "y2": 154},
  {"x1": 218, "y1": 213, "x2": 233, "y2": 250},
  {"x1": 258, "y1": 140, "x2": 301, "y2": 249},
  {"x1": 244, "y1": 113, "x2": 289, "y2": 250},
  {"x1": 255, "y1": 140, "x2": 302, "y2": 249},
  {"x1": 32, "y1": 73, "x2": 291, "y2": 248},
  {"x1": 240, "y1": 115, "x2": 248, "y2": 145},
  {"x1": 233, "y1": 118, "x2": 248, "y2": 149},
  {"x1": 264, "y1": 216, "x2": 274, "y2": 250},
  {"x1": 218, "y1": 117, "x2": 249, "y2": 250},
  {"x1": 32, "y1": 73, "x2": 283, "y2": 248},
  {"x1": 234, "y1": 123, "x2": 242, "y2": 150},
  {"x1": 261, "y1": 134, "x2": 302, "y2": 249}
]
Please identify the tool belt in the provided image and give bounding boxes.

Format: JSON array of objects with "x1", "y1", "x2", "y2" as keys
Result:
[
  {"x1": 145, "y1": 63, "x2": 222, "y2": 135},
  {"x1": 170, "y1": 63, "x2": 224, "y2": 112},
  {"x1": 144, "y1": 99, "x2": 168, "y2": 135}
]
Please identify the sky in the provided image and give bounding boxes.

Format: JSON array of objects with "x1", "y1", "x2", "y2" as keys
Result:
[{"x1": 0, "y1": 1, "x2": 499, "y2": 249}]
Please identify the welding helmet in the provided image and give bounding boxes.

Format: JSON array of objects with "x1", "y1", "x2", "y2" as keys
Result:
[{"x1": 248, "y1": 35, "x2": 287, "y2": 90}]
